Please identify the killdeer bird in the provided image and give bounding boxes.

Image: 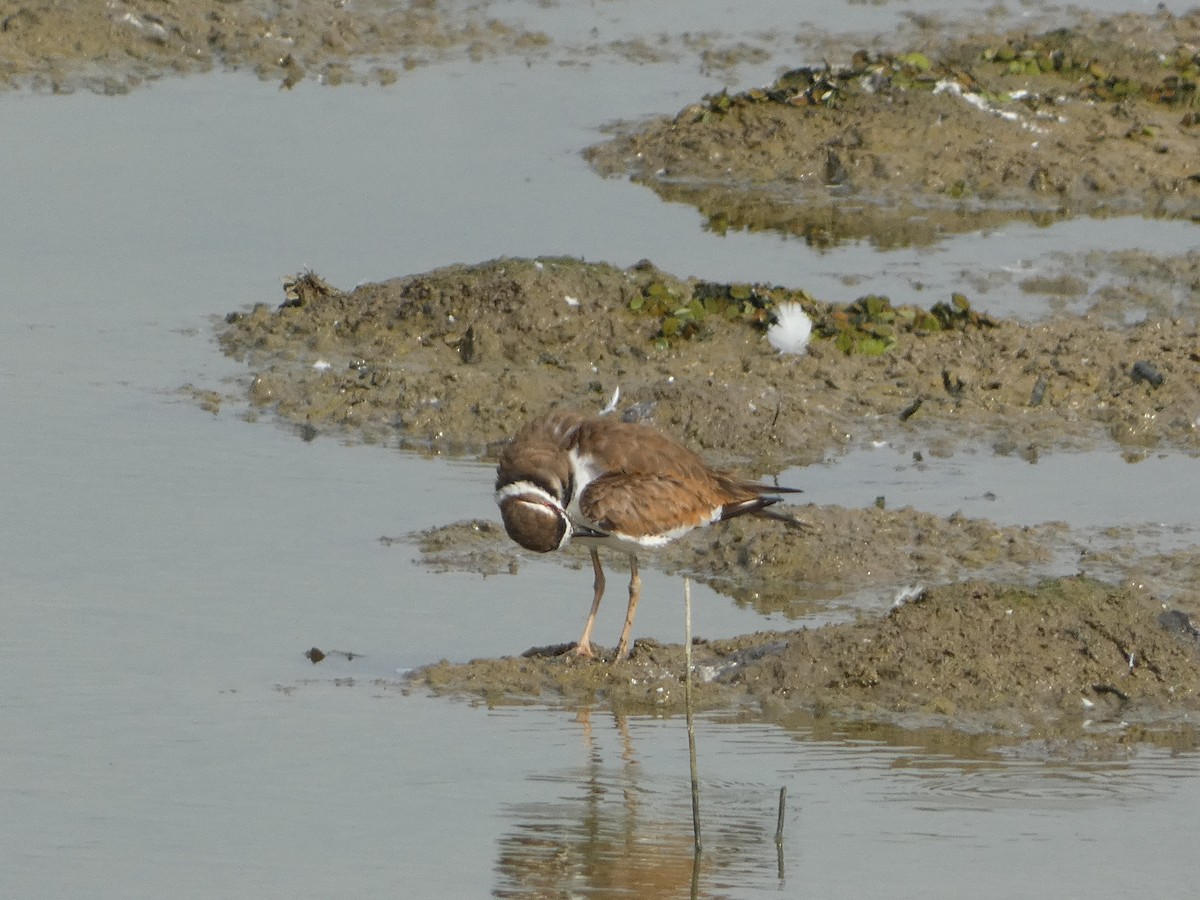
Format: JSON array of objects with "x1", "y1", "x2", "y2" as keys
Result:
[{"x1": 495, "y1": 408, "x2": 800, "y2": 660}]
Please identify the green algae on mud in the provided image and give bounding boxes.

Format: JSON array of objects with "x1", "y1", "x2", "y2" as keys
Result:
[
  {"x1": 410, "y1": 576, "x2": 1200, "y2": 742},
  {"x1": 586, "y1": 12, "x2": 1200, "y2": 247},
  {"x1": 218, "y1": 256, "x2": 1200, "y2": 467}
]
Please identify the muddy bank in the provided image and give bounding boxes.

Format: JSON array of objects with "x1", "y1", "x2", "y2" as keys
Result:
[
  {"x1": 410, "y1": 508, "x2": 1200, "y2": 735},
  {"x1": 216, "y1": 256, "x2": 1200, "y2": 740},
  {"x1": 0, "y1": 0, "x2": 553, "y2": 94},
  {"x1": 0, "y1": 0, "x2": 787, "y2": 94},
  {"x1": 415, "y1": 504, "x2": 1067, "y2": 620},
  {"x1": 218, "y1": 257, "x2": 1200, "y2": 467},
  {"x1": 0, "y1": 0, "x2": 1038, "y2": 96},
  {"x1": 587, "y1": 11, "x2": 1200, "y2": 245},
  {"x1": 188, "y1": 6, "x2": 1200, "y2": 744},
  {"x1": 0, "y1": 0, "x2": 877, "y2": 94},
  {"x1": 410, "y1": 576, "x2": 1200, "y2": 740}
]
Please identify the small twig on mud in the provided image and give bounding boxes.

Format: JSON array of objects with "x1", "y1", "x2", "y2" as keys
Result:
[
  {"x1": 1029, "y1": 374, "x2": 1048, "y2": 406},
  {"x1": 899, "y1": 396, "x2": 923, "y2": 421}
]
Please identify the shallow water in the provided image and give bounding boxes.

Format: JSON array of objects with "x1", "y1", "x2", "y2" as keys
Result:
[
  {"x1": 4, "y1": 2, "x2": 1200, "y2": 897},
  {"x1": 793, "y1": 443, "x2": 1200, "y2": 531}
]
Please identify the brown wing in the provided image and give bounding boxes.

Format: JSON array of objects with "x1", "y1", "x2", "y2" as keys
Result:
[
  {"x1": 578, "y1": 472, "x2": 728, "y2": 540},
  {"x1": 572, "y1": 417, "x2": 801, "y2": 491},
  {"x1": 572, "y1": 417, "x2": 716, "y2": 483}
]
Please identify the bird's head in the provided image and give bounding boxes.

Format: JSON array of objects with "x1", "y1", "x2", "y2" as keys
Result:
[{"x1": 496, "y1": 483, "x2": 572, "y2": 553}]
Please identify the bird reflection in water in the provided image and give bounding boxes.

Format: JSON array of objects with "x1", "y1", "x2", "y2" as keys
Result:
[{"x1": 492, "y1": 708, "x2": 710, "y2": 899}]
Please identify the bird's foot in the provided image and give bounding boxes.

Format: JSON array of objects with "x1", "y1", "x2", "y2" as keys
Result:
[{"x1": 572, "y1": 641, "x2": 596, "y2": 658}]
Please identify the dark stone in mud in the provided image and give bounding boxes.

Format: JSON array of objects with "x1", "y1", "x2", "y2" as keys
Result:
[
  {"x1": 409, "y1": 577, "x2": 1200, "y2": 742},
  {"x1": 1159, "y1": 609, "x2": 1200, "y2": 640},
  {"x1": 1131, "y1": 360, "x2": 1165, "y2": 388}
]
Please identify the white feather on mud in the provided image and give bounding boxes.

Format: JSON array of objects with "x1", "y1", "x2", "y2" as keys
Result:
[{"x1": 767, "y1": 302, "x2": 813, "y2": 354}]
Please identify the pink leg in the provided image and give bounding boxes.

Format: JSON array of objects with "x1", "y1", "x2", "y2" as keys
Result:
[
  {"x1": 574, "y1": 548, "x2": 605, "y2": 657},
  {"x1": 613, "y1": 554, "x2": 641, "y2": 660}
]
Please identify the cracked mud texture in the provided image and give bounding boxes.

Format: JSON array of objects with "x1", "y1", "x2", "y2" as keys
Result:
[{"x1": 586, "y1": 11, "x2": 1200, "y2": 247}]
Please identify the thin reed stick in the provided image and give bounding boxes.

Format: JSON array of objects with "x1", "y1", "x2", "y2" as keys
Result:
[
  {"x1": 775, "y1": 785, "x2": 787, "y2": 843},
  {"x1": 684, "y1": 575, "x2": 702, "y2": 854},
  {"x1": 775, "y1": 785, "x2": 787, "y2": 880}
]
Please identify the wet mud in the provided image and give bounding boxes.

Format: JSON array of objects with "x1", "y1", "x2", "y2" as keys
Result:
[
  {"x1": 413, "y1": 577, "x2": 1200, "y2": 743},
  {"x1": 0, "y1": 0, "x2": 555, "y2": 94},
  {"x1": 219, "y1": 258, "x2": 1200, "y2": 465},
  {"x1": 415, "y1": 506, "x2": 1066, "y2": 620},
  {"x1": 0, "y1": 0, "x2": 870, "y2": 95},
  {"x1": 587, "y1": 11, "x2": 1200, "y2": 246},
  {"x1": 408, "y1": 512, "x2": 1200, "y2": 744},
  {"x1": 1018, "y1": 246, "x2": 1200, "y2": 323}
]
